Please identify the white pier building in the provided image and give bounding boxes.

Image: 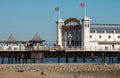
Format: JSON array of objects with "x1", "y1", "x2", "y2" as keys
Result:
[{"x1": 56, "y1": 16, "x2": 120, "y2": 51}]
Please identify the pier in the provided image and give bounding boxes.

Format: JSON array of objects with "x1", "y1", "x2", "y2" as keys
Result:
[{"x1": 0, "y1": 46, "x2": 120, "y2": 64}]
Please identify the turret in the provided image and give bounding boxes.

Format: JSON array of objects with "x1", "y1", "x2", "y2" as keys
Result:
[
  {"x1": 81, "y1": 16, "x2": 91, "y2": 49},
  {"x1": 56, "y1": 19, "x2": 64, "y2": 47}
]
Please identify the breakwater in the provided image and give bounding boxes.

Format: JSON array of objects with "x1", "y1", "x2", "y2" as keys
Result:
[{"x1": 2, "y1": 63, "x2": 120, "y2": 78}]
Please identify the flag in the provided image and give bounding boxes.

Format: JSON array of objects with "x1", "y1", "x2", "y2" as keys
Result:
[
  {"x1": 80, "y1": 3, "x2": 85, "y2": 7},
  {"x1": 55, "y1": 7, "x2": 59, "y2": 12}
]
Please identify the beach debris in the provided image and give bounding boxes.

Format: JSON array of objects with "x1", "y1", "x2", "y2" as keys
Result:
[
  {"x1": 16, "y1": 67, "x2": 24, "y2": 73},
  {"x1": 40, "y1": 71, "x2": 46, "y2": 75}
]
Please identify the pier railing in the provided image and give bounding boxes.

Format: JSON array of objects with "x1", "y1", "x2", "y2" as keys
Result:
[{"x1": 0, "y1": 45, "x2": 120, "y2": 51}]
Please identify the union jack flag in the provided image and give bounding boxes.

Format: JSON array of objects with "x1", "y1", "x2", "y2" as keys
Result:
[
  {"x1": 80, "y1": 3, "x2": 85, "y2": 7},
  {"x1": 55, "y1": 7, "x2": 59, "y2": 12}
]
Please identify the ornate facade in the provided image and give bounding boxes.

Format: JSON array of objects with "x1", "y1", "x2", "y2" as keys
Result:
[{"x1": 56, "y1": 16, "x2": 120, "y2": 51}]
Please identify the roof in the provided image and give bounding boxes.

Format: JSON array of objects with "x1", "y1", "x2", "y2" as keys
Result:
[
  {"x1": 29, "y1": 34, "x2": 45, "y2": 42},
  {"x1": 7, "y1": 35, "x2": 16, "y2": 42},
  {"x1": 90, "y1": 24, "x2": 120, "y2": 33},
  {"x1": 0, "y1": 35, "x2": 28, "y2": 43}
]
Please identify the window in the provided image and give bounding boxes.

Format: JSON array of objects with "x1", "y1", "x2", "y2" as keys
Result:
[
  {"x1": 85, "y1": 24, "x2": 87, "y2": 27},
  {"x1": 108, "y1": 35, "x2": 111, "y2": 39},
  {"x1": 88, "y1": 24, "x2": 89, "y2": 27},
  {"x1": 118, "y1": 36, "x2": 120, "y2": 39},
  {"x1": 99, "y1": 35, "x2": 102, "y2": 39},
  {"x1": 90, "y1": 35, "x2": 92, "y2": 38}
]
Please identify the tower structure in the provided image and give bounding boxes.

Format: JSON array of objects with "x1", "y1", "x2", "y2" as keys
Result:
[
  {"x1": 81, "y1": 16, "x2": 91, "y2": 49},
  {"x1": 56, "y1": 19, "x2": 64, "y2": 47}
]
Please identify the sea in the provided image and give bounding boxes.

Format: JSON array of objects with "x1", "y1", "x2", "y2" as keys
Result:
[{"x1": 0, "y1": 57, "x2": 119, "y2": 64}]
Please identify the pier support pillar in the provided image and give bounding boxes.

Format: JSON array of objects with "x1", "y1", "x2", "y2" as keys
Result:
[
  {"x1": 58, "y1": 58, "x2": 60, "y2": 63},
  {"x1": 40, "y1": 52, "x2": 44, "y2": 63},
  {"x1": 15, "y1": 58, "x2": 17, "y2": 64},
  {"x1": 109, "y1": 57, "x2": 111, "y2": 64},
  {"x1": 83, "y1": 58, "x2": 85, "y2": 63},
  {"x1": 11, "y1": 58, "x2": 13, "y2": 64},
  {"x1": 2, "y1": 58, "x2": 3, "y2": 64},
  {"x1": 74, "y1": 58, "x2": 77, "y2": 63},
  {"x1": 117, "y1": 57, "x2": 120, "y2": 63},
  {"x1": 25, "y1": 58, "x2": 27, "y2": 64},
  {"x1": 22, "y1": 58, "x2": 24, "y2": 64},
  {"x1": 112, "y1": 57, "x2": 114, "y2": 63},
  {"x1": 102, "y1": 53, "x2": 105, "y2": 63},
  {"x1": 40, "y1": 58, "x2": 43, "y2": 63},
  {"x1": 22, "y1": 53, "x2": 24, "y2": 64},
  {"x1": 30, "y1": 52, "x2": 33, "y2": 64},
  {"x1": 91, "y1": 53, "x2": 95, "y2": 63},
  {"x1": 8, "y1": 58, "x2": 10, "y2": 64},
  {"x1": 33, "y1": 58, "x2": 35, "y2": 63},
  {"x1": 30, "y1": 58, "x2": 33, "y2": 64},
  {"x1": 66, "y1": 58, "x2": 68, "y2": 63},
  {"x1": 18, "y1": 57, "x2": 20, "y2": 64}
]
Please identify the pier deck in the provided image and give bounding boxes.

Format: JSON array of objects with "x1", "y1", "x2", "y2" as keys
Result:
[{"x1": 0, "y1": 47, "x2": 120, "y2": 64}]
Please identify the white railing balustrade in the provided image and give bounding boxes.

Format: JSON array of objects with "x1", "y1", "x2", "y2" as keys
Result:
[{"x1": 0, "y1": 45, "x2": 120, "y2": 51}]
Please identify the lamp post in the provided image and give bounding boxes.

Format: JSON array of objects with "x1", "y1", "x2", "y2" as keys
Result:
[{"x1": 68, "y1": 33, "x2": 72, "y2": 48}]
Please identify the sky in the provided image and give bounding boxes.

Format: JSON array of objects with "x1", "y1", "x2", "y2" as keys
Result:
[{"x1": 0, "y1": 0, "x2": 120, "y2": 44}]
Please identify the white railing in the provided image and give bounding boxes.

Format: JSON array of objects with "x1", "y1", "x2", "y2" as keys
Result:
[{"x1": 0, "y1": 45, "x2": 120, "y2": 51}]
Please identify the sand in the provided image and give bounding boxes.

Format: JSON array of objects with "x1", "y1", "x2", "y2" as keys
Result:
[{"x1": 0, "y1": 70, "x2": 68, "y2": 78}]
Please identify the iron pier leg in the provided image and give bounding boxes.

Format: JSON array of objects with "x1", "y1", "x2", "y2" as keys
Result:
[
  {"x1": 23, "y1": 58, "x2": 24, "y2": 64},
  {"x1": 112, "y1": 57, "x2": 114, "y2": 63},
  {"x1": 11, "y1": 58, "x2": 13, "y2": 64},
  {"x1": 66, "y1": 58, "x2": 68, "y2": 63},
  {"x1": 22, "y1": 53, "x2": 24, "y2": 64},
  {"x1": 83, "y1": 58, "x2": 85, "y2": 63},
  {"x1": 33, "y1": 58, "x2": 35, "y2": 63},
  {"x1": 25, "y1": 58, "x2": 27, "y2": 64},
  {"x1": 118, "y1": 57, "x2": 120, "y2": 63},
  {"x1": 102, "y1": 53, "x2": 105, "y2": 63},
  {"x1": 74, "y1": 58, "x2": 77, "y2": 63},
  {"x1": 40, "y1": 52, "x2": 44, "y2": 63},
  {"x1": 2, "y1": 58, "x2": 3, "y2": 64},
  {"x1": 30, "y1": 58, "x2": 33, "y2": 64},
  {"x1": 40, "y1": 58, "x2": 43, "y2": 63},
  {"x1": 58, "y1": 58, "x2": 60, "y2": 63},
  {"x1": 92, "y1": 53, "x2": 95, "y2": 63},
  {"x1": 8, "y1": 58, "x2": 10, "y2": 64},
  {"x1": 15, "y1": 58, "x2": 17, "y2": 64},
  {"x1": 18, "y1": 57, "x2": 20, "y2": 64},
  {"x1": 109, "y1": 57, "x2": 111, "y2": 64}
]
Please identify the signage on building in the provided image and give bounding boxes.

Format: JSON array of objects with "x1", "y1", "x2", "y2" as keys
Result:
[{"x1": 62, "y1": 25, "x2": 82, "y2": 30}]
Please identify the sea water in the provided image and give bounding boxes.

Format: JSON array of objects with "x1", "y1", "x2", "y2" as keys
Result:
[{"x1": 0, "y1": 57, "x2": 119, "y2": 64}]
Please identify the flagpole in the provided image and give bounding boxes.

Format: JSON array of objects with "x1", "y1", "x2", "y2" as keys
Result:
[
  {"x1": 57, "y1": 0, "x2": 61, "y2": 19},
  {"x1": 84, "y1": 0, "x2": 86, "y2": 17},
  {"x1": 58, "y1": 8, "x2": 61, "y2": 19}
]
